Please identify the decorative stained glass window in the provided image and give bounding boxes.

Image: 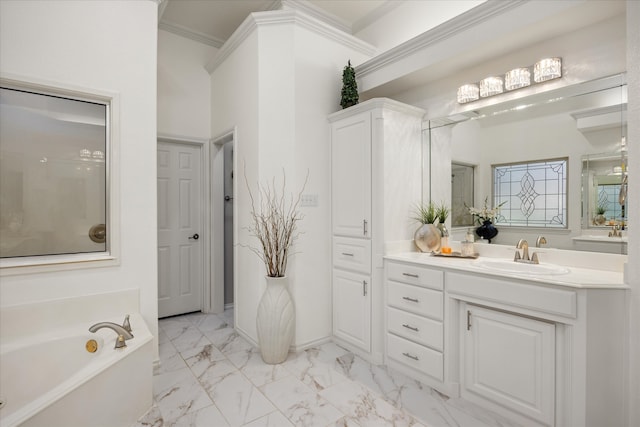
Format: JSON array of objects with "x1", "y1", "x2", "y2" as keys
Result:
[
  {"x1": 597, "y1": 184, "x2": 622, "y2": 220},
  {"x1": 493, "y1": 158, "x2": 567, "y2": 228}
]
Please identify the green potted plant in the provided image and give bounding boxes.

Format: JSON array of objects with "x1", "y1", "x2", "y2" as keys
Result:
[
  {"x1": 340, "y1": 60, "x2": 359, "y2": 109},
  {"x1": 412, "y1": 201, "x2": 441, "y2": 252},
  {"x1": 435, "y1": 202, "x2": 450, "y2": 233},
  {"x1": 595, "y1": 203, "x2": 607, "y2": 225}
]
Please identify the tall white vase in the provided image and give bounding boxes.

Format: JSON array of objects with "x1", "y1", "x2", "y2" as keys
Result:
[{"x1": 256, "y1": 276, "x2": 295, "y2": 364}]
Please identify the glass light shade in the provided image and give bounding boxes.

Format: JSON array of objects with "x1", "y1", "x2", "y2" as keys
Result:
[
  {"x1": 479, "y1": 76, "x2": 503, "y2": 97},
  {"x1": 92, "y1": 150, "x2": 104, "y2": 160},
  {"x1": 79, "y1": 148, "x2": 91, "y2": 159},
  {"x1": 534, "y1": 57, "x2": 562, "y2": 82},
  {"x1": 505, "y1": 68, "x2": 531, "y2": 90},
  {"x1": 457, "y1": 84, "x2": 479, "y2": 103}
]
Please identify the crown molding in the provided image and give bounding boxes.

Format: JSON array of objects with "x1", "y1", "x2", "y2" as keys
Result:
[
  {"x1": 158, "y1": 21, "x2": 225, "y2": 48},
  {"x1": 355, "y1": 0, "x2": 526, "y2": 78},
  {"x1": 206, "y1": 9, "x2": 376, "y2": 74},
  {"x1": 352, "y1": 1, "x2": 404, "y2": 34},
  {"x1": 280, "y1": 0, "x2": 352, "y2": 34},
  {"x1": 327, "y1": 97, "x2": 425, "y2": 123}
]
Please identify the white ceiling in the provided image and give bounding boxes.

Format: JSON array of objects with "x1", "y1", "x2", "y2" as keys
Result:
[{"x1": 159, "y1": 0, "x2": 388, "y2": 47}]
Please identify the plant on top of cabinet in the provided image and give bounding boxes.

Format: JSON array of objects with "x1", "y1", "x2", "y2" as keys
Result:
[
  {"x1": 245, "y1": 168, "x2": 308, "y2": 364},
  {"x1": 340, "y1": 60, "x2": 359, "y2": 109}
]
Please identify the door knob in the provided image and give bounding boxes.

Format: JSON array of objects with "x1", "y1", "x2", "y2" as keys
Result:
[
  {"x1": 189, "y1": 233, "x2": 199, "y2": 240},
  {"x1": 225, "y1": 195, "x2": 233, "y2": 201}
]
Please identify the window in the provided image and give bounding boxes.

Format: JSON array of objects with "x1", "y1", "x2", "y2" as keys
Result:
[
  {"x1": 493, "y1": 158, "x2": 567, "y2": 228},
  {"x1": 0, "y1": 78, "x2": 117, "y2": 269},
  {"x1": 597, "y1": 183, "x2": 623, "y2": 220}
]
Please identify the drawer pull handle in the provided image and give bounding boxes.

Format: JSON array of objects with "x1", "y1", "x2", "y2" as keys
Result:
[
  {"x1": 402, "y1": 296, "x2": 419, "y2": 303},
  {"x1": 341, "y1": 252, "x2": 354, "y2": 257},
  {"x1": 402, "y1": 324, "x2": 419, "y2": 332},
  {"x1": 402, "y1": 352, "x2": 419, "y2": 361},
  {"x1": 402, "y1": 272, "x2": 419, "y2": 278}
]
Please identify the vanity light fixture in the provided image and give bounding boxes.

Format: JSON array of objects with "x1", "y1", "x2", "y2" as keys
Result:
[
  {"x1": 505, "y1": 67, "x2": 531, "y2": 90},
  {"x1": 457, "y1": 57, "x2": 562, "y2": 104},
  {"x1": 79, "y1": 148, "x2": 92, "y2": 159},
  {"x1": 457, "y1": 84, "x2": 480, "y2": 103},
  {"x1": 534, "y1": 57, "x2": 562, "y2": 82},
  {"x1": 479, "y1": 76, "x2": 503, "y2": 98}
]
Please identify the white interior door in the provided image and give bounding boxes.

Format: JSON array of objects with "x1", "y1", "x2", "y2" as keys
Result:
[{"x1": 157, "y1": 141, "x2": 203, "y2": 318}]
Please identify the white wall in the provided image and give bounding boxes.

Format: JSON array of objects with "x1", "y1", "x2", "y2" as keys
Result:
[
  {"x1": 0, "y1": 0, "x2": 159, "y2": 357},
  {"x1": 354, "y1": 0, "x2": 484, "y2": 54},
  {"x1": 158, "y1": 30, "x2": 218, "y2": 139},
  {"x1": 626, "y1": 2, "x2": 640, "y2": 425},
  {"x1": 210, "y1": 12, "x2": 372, "y2": 348}
]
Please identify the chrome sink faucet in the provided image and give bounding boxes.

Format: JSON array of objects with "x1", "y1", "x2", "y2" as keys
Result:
[
  {"x1": 89, "y1": 320, "x2": 134, "y2": 349},
  {"x1": 514, "y1": 239, "x2": 540, "y2": 264}
]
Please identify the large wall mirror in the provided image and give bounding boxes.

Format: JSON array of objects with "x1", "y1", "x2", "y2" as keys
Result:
[
  {"x1": 426, "y1": 74, "x2": 627, "y2": 254},
  {"x1": 0, "y1": 80, "x2": 115, "y2": 267}
]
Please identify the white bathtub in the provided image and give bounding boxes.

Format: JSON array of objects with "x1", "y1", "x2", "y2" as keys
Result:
[{"x1": 0, "y1": 313, "x2": 152, "y2": 427}]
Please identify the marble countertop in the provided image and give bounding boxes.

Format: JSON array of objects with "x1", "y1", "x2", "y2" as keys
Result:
[{"x1": 384, "y1": 251, "x2": 628, "y2": 290}]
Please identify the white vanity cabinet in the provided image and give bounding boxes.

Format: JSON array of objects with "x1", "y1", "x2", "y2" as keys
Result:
[
  {"x1": 384, "y1": 260, "x2": 446, "y2": 385},
  {"x1": 463, "y1": 303, "x2": 555, "y2": 426},
  {"x1": 383, "y1": 254, "x2": 628, "y2": 427},
  {"x1": 448, "y1": 270, "x2": 627, "y2": 427},
  {"x1": 329, "y1": 99, "x2": 424, "y2": 362}
]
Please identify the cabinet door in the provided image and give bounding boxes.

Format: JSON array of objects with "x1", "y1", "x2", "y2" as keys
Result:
[
  {"x1": 463, "y1": 304, "x2": 555, "y2": 426},
  {"x1": 332, "y1": 269, "x2": 371, "y2": 352},
  {"x1": 331, "y1": 112, "x2": 371, "y2": 238}
]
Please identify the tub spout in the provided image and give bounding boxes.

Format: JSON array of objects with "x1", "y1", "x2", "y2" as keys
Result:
[{"x1": 89, "y1": 322, "x2": 134, "y2": 349}]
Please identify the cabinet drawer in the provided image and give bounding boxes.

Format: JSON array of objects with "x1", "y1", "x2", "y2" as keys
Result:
[
  {"x1": 387, "y1": 307, "x2": 443, "y2": 351},
  {"x1": 387, "y1": 333, "x2": 443, "y2": 381},
  {"x1": 387, "y1": 281, "x2": 443, "y2": 320},
  {"x1": 386, "y1": 262, "x2": 443, "y2": 290},
  {"x1": 333, "y1": 237, "x2": 371, "y2": 274},
  {"x1": 447, "y1": 271, "x2": 577, "y2": 318}
]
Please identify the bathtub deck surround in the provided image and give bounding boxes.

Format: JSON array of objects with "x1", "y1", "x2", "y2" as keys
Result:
[
  {"x1": 136, "y1": 309, "x2": 517, "y2": 427},
  {"x1": 0, "y1": 290, "x2": 153, "y2": 427}
]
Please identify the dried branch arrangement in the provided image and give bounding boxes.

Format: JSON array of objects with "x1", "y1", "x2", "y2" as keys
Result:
[{"x1": 245, "y1": 168, "x2": 308, "y2": 277}]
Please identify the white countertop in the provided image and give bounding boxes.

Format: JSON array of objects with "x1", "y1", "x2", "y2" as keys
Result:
[{"x1": 384, "y1": 251, "x2": 628, "y2": 290}]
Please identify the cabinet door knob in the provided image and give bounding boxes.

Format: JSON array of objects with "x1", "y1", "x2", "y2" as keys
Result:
[
  {"x1": 402, "y1": 324, "x2": 419, "y2": 332},
  {"x1": 341, "y1": 252, "x2": 354, "y2": 257},
  {"x1": 363, "y1": 280, "x2": 368, "y2": 296},
  {"x1": 402, "y1": 296, "x2": 419, "y2": 303}
]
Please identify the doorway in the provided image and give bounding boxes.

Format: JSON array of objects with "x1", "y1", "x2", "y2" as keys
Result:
[
  {"x1": 211, "y1": 130, "x2": 236, "y2": 314},
  {"x1": 157, "y1": 140, "x2": 205, "y2": 317},
  {"x1": 223, "y1": 141, "x2": 234, "y2": 307}
]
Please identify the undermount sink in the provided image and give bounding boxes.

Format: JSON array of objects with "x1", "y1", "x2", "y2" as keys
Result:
[{"x1": 474, "y1": 259, "x2": 570, "y2": 276}]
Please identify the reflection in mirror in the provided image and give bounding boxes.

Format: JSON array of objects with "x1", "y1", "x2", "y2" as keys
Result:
[
  {"x1": 429, "y1": 74, "x2": 627, "y2": 252},
  {"x1": 0, "y1": 86, "x2": 108, "y2": 258},
  {"x1": 451, "y1": 162, "x2": 474, "y2": 227},
  {"x1": 582, "y1": 147, "x2": 628, "y2": 229}
]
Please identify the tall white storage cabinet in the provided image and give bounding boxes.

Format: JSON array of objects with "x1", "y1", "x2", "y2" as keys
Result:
[{"x1": 329, "y1": 98, "x2": 425, "y2": 363}]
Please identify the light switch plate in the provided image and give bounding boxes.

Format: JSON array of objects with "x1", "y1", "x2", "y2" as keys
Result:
[{"x1": 300, "y1": 194, "x2": 318, "y2": 207}]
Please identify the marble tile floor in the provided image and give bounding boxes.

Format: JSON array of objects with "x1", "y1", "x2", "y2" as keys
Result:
[{"x1": 134, "y1": 309, "x2": 519, "y2": 427}]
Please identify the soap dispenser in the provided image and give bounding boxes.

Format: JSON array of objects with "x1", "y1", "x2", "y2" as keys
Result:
[{"x1": 466, "y1": 228, "x2": 475, "y2": 243}]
